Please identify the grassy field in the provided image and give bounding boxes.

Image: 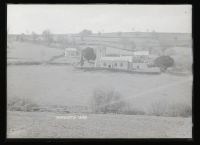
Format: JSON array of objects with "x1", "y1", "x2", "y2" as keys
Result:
[
  {"x1": 7, "y1": 65, "x2": 192, "y2": 111},
  {"x1": 7, "y1": 111, "x2": 192, "y2": 138},
  {"x1": 7, "y1": 41, "x2": 63, "y2": 63}
]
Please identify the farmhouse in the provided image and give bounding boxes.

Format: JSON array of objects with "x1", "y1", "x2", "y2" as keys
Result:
[
  {"x1": 95, "y1": 48, "x2": 159, "y2": 72},
  {"x1": 99, "y1": 56, "x2": 133, "y2": 70},
  {"x1": 132, "y1": 51, "x2": 150, "y2": 70},
  {"x1": 65, "y1": 48, "x2": 80, "y2": 58}
]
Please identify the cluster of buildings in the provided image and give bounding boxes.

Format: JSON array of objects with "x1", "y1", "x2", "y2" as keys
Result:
[
  {"x1": 94, "y1": 48, "x2": 152, "y2": 71},
  {"x1": 65, "y1": 46, "x2": 160, "y2": 72}
]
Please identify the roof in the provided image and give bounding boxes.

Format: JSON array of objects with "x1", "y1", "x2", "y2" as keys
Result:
[
  {"x1": 65, "y1": 48, "x2": 77, "y2": 51},
  {"x1": 100, "y1": 56, "x2": 133, "y2": 62},
  {"x1": 133, "y1": 51, "x2": 149, "y2": 56}
]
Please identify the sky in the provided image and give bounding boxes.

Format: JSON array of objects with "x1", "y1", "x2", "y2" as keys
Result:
[{"x1": 7, "y1": 4, "x2": 192, "y2": 34}]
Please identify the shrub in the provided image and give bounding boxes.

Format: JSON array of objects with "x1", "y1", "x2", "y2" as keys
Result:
[
  {"x1": 90, "y1": 87, "x2": 128, "y2": 114},
  {"x1": 167, "y1": 103, "x2": 192, "y2": 117},
  {"x1": 7, "y1": 97, "x2": 39, "y2": 112},
  {"x1": 148, "y1": 102, "x2": 168, "y2": 116},
  {"x1": 148, "y1": 101, "x2": 192, "y2": 117},
  {"x1": 122, "y1": 108, "x2": 146, "y2": 115}
]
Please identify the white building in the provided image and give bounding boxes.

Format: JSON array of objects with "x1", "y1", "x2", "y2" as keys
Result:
[
  {"x1": 133, "y1": 51, "x2": 149, "y2": 56},
  {"x1": 132, "y1": 50, "x2": 150, "y2": 69},
  {"x1": 98, "y1": 55, "x2": 133, "y2": 70},
  {"x1": 65, "y1": 48, "x2": 80, "y2": 57},
  {"x1": 95, "y1": 48, "x2": 156, "y2": 71}
]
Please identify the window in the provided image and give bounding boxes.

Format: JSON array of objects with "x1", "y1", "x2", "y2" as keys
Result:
[
  {"x1": 120, "y1": 62, "x2": 123, "y2": 67},
  {"x1": 114, "y1": 63, "x2": 117, "y2": 67},
  {"x1": 103, "y1": 62, "x2": 107, "y2": 66}
]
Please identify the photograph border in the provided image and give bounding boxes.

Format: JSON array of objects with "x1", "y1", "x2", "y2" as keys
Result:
[{"x1": 0, "y1": 0, "x2": 199, "y2": 144}]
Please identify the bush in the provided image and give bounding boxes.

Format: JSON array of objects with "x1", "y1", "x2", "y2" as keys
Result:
[
  {"x1": 122, "y1": 108, "x2": 146, "y2": 115},
  {"x1": 148, "y1": 101, "x2": 192, "y2": 117},
  {"x1": 167, "y1": 103, "x2": 192, "y2": 117},
  {"x1": 90, "y1": 87, "x2": 128, "y2": 114},
  {"x1": 154, "y1": 55, "x2": 174, "y2": 72},
  {"x1": 7, "y1": 97, "x2": 39, "y2": 112}
]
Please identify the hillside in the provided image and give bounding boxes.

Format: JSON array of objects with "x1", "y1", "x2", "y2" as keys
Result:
[
  {"x1": 71, "y1": 32, "x2": 192, "y2": 51},
  {"x1": 7, "y1": 41, "x2": 63, "y2": 64},
  {"x1": 8, "y1": 32, "x2": 192, "y2": 51}
]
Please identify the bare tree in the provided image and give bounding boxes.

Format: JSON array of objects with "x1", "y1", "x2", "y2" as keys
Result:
[
  {"x1": 31, "y1": 32, "x2": 39, "y2": 43},
  {"x1": 18, "y1": 33, "x2": 25, "y2": 42},
  {"x1": 42, "y1": 29, "x2": 54, "y2": 46}
]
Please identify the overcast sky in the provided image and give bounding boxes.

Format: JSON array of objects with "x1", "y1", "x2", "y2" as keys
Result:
[{"x1": 7, "y1": 4, "x2": 192, "y2": 34}]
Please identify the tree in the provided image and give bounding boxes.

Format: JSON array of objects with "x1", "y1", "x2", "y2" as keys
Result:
[
  {"x1": 42, "y1": 29, "x2": 53, "y2": 46},
  {"x1": 79, "y1": 29, "x2": 92, "y2": 41},
  {"x1": 19, "y1": 33, "x2": 25, "y2": 42},
  {"x1": 82, "y1": 47, "x2": 96, "y2": 62},
  {"x1": 58, "y1": 36, "x2": 69, "y2": 48},
  {"x1": 154, "y1": 55, "x2": 174, "y2": 72},
  {"x1": 31, "y1": 32, "x2": 38, "y2": 43}
]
